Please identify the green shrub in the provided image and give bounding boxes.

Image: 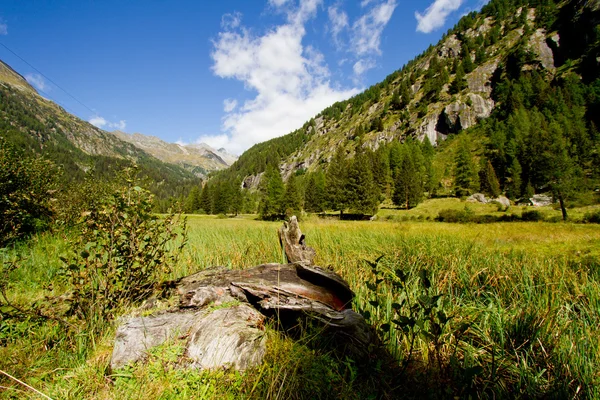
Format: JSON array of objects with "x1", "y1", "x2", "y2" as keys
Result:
[
  {"x1": 0, "y1": 137, "x2": 60, "y2": 245},
  {"x1": 583, "y1": 210, "x2": 600, "y2": 223},
  {"x1": 521, "y1": 209, "x2": 544, "y2": 222},
  {"x1": 60, "y1": 168, "x2": 187, "y2": 325}
]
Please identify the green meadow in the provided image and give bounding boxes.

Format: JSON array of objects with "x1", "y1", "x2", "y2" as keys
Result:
[{"x1": 2, "y1": 207, "x2": 600, "y2": 399}]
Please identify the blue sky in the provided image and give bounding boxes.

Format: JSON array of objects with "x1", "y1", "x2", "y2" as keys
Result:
[{"x1": 0, "y1": 0, "x2": 486, "y2": 154}]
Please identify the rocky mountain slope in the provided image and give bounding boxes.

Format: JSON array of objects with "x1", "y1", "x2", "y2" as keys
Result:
[
  {"x1": 217, "y1": 0, "x2": 600, "y2": 188},
  {"x1": 111, "y1": 130, "x2": 237, "y2": 176},
  {"x1": 0, "y1": 59, "x2": 201, "y2": 202}
]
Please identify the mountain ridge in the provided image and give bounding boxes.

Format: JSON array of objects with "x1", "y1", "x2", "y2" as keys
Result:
[{"x1": 110, "y1": 130, "x2": 237, "y2": 177}]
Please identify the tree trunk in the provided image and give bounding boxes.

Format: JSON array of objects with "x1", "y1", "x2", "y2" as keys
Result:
[{"x1": 558, "y1": 193, "x2": 568, "y2": 221}]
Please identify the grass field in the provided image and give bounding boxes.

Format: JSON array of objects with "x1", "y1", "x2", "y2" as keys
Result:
[{"x1": 1, "y1": 208, "x2": 600, "y2": 399}]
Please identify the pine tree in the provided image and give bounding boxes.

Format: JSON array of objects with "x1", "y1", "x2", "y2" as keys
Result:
[
  {"x1": 184, "y1": 185, "x2": 201, "y2": 213},
  {"x1": 229, "y1": 180, "x2": 243, "y2": 216},
  {"x1": 259, "y1": 165, "x2": 285, "y2": 220},
  {"x1": 454, "y1": 137, "x2": 478, "y2": 197},
  {"x1": 304, "y1": 171, "x2": 326, "y2": 212},
  {"x1": 506, "y1": 158, "x2": 522, "y2": 199},
  {"x1": 392, "y1": 146, "x2": 423, "y2": 209},
  {"x1": 461, "y1": 44, "x2": 474, "y2": 73},
  {"x1": 346, "y1": 146, "x2": 379, "y2": 215},
  {"x1": 421, "y1": 136, "x2": 437, "y2": 196},
  {"x1": 212, "y1": 182, "x2": 231, "y2": 215},
  {"x1": 450, "y1": 63, "x2": 467, "y2": 94},
  {"x1": 479, "y1": 159, "x2": 501, "y2": 198},
  {"x1": 281, "y1": 173, "x2": 302, "y2": 218},
  {"x1": 326, "y1": 147, "x2": 349, "y2": 214},
  {"x1": 200, "y1": 183, "x2": 213, "y2": 214}
]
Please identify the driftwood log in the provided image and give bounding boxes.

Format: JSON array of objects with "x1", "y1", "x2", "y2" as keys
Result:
[{"x1": 111, "y1": 217, "x2": 371, "y2": 371}]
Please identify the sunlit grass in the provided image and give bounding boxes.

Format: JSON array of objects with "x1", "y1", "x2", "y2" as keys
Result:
[{"x1": 2, "y1": 213, "x2": 600, "y2": 398}]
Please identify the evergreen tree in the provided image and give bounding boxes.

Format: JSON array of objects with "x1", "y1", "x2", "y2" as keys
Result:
[
  {"x1": 326, "y1": 147, "x2": 349, "y2": 214},
  {"x1": 212, "y1": 182, "x2": 231, "y2": 215},
  {"x1": 371, "y1": 147, "x2": 391, "y2": 200},
  {"x1": 450, "y1": 63, "x2": 467, "y2": 94},
  {"x1": 281, "y1": 173, "x2": 303, "y2": 218},
  {"x1": 346, "y1": 146, "x2": 380, "y2": 215},
  {"x1": 184, "y1": 185, "x2": 201, "y2": 213},
  {"x1": 392, "y1": 146, "x2": 424, "y2": 209},
  {"x1": 390, "y1": 91, "x2": 402, "y2": 110},
  {"x1": 304, "y1": 171, "x2": 327, "y2": 212},
  {"x1": 259, "y1": 165, "x2": 285, "y2": 220},
  {"x1": 479, "y1": 159, "x2": 501, "y2": 198},
  {"x1": 454, "y1": 137, "x2": 478, "y2": 197},
  {"x1": 462, "y1": 52, "x2": 475, "y2": 74},
  {"x1": 421, "y1": 136, "x2": 437, "y2": 196},
  {"x1": 506, "y1": 158, "x2": 522, "y2": 199},
  {"x1": 229, "y1": 180, "x2": 243, "y2": 216},
  {"x1": 540, "y1": 121, "x2": 579, "y2": 221},
  {"x1": 200, "y1": 183, "x2": 213, "y2": 214},
  {"x1": 399, "y1": 81, "x2": 412, "y2": 108}
]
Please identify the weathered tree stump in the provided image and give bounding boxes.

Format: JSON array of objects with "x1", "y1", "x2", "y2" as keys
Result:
[
  {"x1": 278, "y1": 216, "x2": 316, "y2": 265},
  {"x1": 111, "y1": 217, "x2": 371, "y2": 371}
]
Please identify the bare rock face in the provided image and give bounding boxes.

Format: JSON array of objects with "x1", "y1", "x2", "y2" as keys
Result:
[
  {"x1": 242, "y1": 173, "x2": 263, "y2": 190},
  {"x1": 467, "y1": 59, "x2": 499, "y2": 95},
  {"x1": 528, "y1": 29, "x2": 556, "y2": 71},
  {"x1": 110, "y1": 217, "x2": 371, "y2": 372}
]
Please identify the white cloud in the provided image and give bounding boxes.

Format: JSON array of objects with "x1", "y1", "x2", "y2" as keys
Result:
[
  {"x1": 208, "y1": 1, "x2": 359, "y2": 154},
  {"x1": 89, "y1": 115, "x2": 126, "y2": 130},
  {"x1": 327, "y1": 5, "x2": 348, "y2": 46},
  {"x1": 353, "y1": 58, "x2": 376, "y2": 75},
  {"x1": 415, "y1": 0, "x2": 464, "y2": 33},
  {"x1": 269, "y1": 0, "x2": 292, "y2": 6},
  {"x1": 360, "y1": 0, "x2": 376, "y2": 7},
  {"x1": 25, "y1": 73, "x2": 48, "y2": 92},
  {"x1": 223, "y1": 98, "x2": 238, "y2": 112},
  {"x1": 196, "y1": 134, "x2": 231, "y2": 150},
  {"x1": 89, "y1": 116, "x2": 108, "y2": 128},
  {"x1": 221, "y1": 12, "x2": 242, "y2": 30},
  {"x1": 0, "y1": 20, "x2": 7, "y2": 35},
  {"x1": 351, "y1": 0, "x2": 397, "y2": 56}
]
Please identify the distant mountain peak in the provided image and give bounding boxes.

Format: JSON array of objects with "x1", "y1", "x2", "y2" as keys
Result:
[{"x1": 110, "y1": 131, "x2": 237, "y2": 177}]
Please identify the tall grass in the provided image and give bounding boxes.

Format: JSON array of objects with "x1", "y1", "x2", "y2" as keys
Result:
[{"x1": 1, "y1": 217, "x2": 600, "y2": 398}]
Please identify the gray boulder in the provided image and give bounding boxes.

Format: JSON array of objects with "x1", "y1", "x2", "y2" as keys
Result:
[
  {"x1": 467, "y1": 193, "x2": 488, "y2": 203},
  {"x1": 531, "y1": 194, "x2": 553, "y2": 207}
]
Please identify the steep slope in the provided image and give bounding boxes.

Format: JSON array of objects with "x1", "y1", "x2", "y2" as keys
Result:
[
  {"x1": 218, "y1": 0, "x2": 599, "y2": 185},
  {"x1": 111, "y1": 130, "x2": 237, "y2": 177},
  {"x1": 0, "y1": 59, "x2": 201, "y2": 202}
]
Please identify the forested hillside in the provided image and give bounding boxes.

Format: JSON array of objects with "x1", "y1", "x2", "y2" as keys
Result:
[
  {"x1": 201, "y1": 0, "x2": 600, "y2": 220},
  {"x1": 0, "y1": 61, "x2": 202, "y2": 211}
]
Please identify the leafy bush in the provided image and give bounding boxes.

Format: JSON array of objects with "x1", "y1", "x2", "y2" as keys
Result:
[
  {"x1": 521, "y1": 209, "x2": 544, "y2": 222},
  {"x1": 436, "y1": 207, "x2": 474, "y2": 223},
  {"x1": 60, "y1": 168, "x2": 187, "y2": 324},
  {"x1": 583, "y1": 210, "x2": 600, "y2": 223},
  {"x1": 0, "y1": 137, "x2": 59, "y2": 245}
]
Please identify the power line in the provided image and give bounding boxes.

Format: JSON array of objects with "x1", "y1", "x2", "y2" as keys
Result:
[{"x1": 0, "y1": 41, "x2": 97, "y2": 116}]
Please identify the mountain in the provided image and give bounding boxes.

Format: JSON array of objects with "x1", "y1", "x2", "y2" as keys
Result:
[
  {"x1": 203, "y1": 0, "x2": 599, "y2": 218},
  {"x1": 215, "y1": 0, "x2": 600, "y2": 186},
  {"x1": 110, "y1": 130, "x2": 237, "y2": 177},
  {"x1": 0, "y1": 59, "x2": 201, "y2": 205}
]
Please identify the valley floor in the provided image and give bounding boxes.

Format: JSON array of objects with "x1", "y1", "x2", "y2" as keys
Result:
[{"x1": 1, "y1": 213, "x2": 600, "y2": 399}]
